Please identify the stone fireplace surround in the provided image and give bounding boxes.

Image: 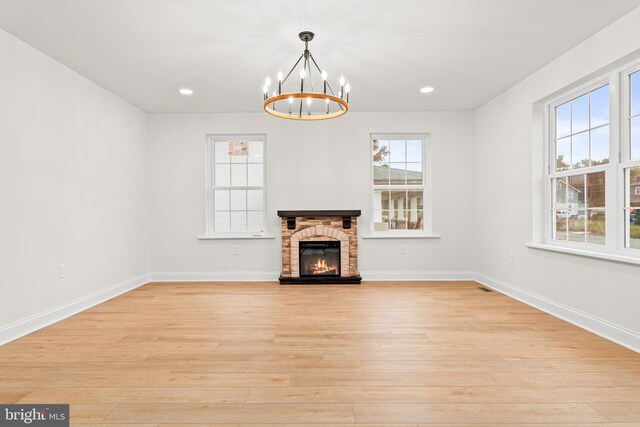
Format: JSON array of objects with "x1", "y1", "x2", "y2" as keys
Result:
[{"x1": 278, "y1": 210, "x2": 361, "y2": 284}]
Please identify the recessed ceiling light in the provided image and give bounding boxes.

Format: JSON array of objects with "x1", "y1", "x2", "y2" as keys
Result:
[
  {"x1": 420, "y1": 87, "x2": 435, "y2": 94},
  {"x1": 179, "y1": 88, "x2": 194, "y2": 95}
]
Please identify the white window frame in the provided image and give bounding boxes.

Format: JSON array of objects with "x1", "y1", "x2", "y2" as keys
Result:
[
  {"x1": 621, "y1": 63, "x2": 640, "y2": 251},
  {"x1": 368, "y1": 133, "x2": 435, "y2": 238},
  {"x1": 543, "y1": 59, "x2": 640, "y2": 258},
  {"x1": 202, "y1": 134, "x2": 271, "y2": 240}
]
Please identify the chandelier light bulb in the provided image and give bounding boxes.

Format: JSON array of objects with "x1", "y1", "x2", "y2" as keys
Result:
[
  {"x1": 272, "y1": 91, "x2": 277, "y2": 97},
  {"x1": 288, "y1": 97, "x2": 294, "y2": 104},
  {"x1": 262, "y1": 85, "x2": 268, "y2": 94},
  {"x1": 325, "y1": 98, "x2": 330, "y2": 104},
  {"x1": 321, "y1": 70, "x2": 328, "y2": 81},
  {"x1": 299, "y1": 69, "x2": 306, "y2": 79},
  {"x1": 265, "y1": 77, "x2": 271, "y2": 87},
  {"x1": 339, "y1": 75, "x2": 345, "y2": 86},
  {"x1": 345, "y1": 83, "x2": 351, "y2": 93},
  {"x1": 306, "y1": 97, "x2": 312, "y2": 106},
  {"x1": 277, "y1": 71, "x2": 283, "y2": 81}
]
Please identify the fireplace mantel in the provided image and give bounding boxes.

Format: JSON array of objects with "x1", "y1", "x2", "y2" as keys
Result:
[
  {"x1": 277, "y1": 210, "x2": 361, "y2": 217},
  {"x1": 278, "y1": 210, "x2": 361, "y2": 285}
]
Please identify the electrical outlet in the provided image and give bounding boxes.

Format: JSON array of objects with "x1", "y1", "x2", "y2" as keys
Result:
[
  {"x1": 508, "y1": 251, "x2": 515, "y2": 265},
  {"x1": 400, "y1": 245, "x2": 406, "y2": 255},
  {"x1": 233, "y1": 245, "x2": 239, "y2": 255},
  {"x1": 59, "y1": 264, "x2": 67, "y2": 279}
]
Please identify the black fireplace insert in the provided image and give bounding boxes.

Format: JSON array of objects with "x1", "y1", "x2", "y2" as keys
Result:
[{"x1": 299, "y1": 241, "x2": 340, "y2": 277}]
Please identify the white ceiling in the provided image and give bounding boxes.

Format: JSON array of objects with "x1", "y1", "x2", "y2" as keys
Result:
[{"x1": 1, "y1": 0, "x2": 639, "y2": 113}]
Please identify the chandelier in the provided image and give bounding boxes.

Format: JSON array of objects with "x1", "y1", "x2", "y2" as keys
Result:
[{"x1": 262, "y1": 31, "x2": 350, "y2": 121}]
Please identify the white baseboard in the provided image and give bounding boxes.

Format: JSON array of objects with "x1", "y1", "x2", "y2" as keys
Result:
[
  {"x1": 151, "y1": 271, "x2": 475, "y2": 282},
  {"x1": 361, "y1": 271, "x2": 476, "y2": 281},
  {"x1": 475, "y1": 272, "x2": 640, "y2": 353},
  {"x1": 0, "y1": 273, "x2": 150, "y2": 346},
  {"x1": 151, "y1": 271, "x2": 280, "y2": 282}
]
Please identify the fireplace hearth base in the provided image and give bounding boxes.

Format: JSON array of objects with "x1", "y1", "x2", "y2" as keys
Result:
[{"x1": 279, "y1": 274, "x2": 362, "y2": 285}]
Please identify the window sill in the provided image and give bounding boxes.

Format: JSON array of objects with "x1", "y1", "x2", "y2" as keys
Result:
[
  {"x1": 362, "y1": 234, "x2": 441, "y2": 240},
  {"x1": 525, "y1": 243, "x2": 640, "y2": 266},
  {"x1": 198, "y1": 235, "x2": 275, "y2": 240}
]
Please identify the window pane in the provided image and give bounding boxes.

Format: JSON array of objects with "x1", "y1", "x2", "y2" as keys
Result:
[
  {"x1": 590, "y1": 85, "x2": 609, "y2": 127},
  {"x1": 627, "y1": 167, "x2": 640, "y2": 249},
  {"x1": 406, "y1": 163, "x2": 423, "y2": 184},
  {"x1": 389, "y1": 140, "x2": 406, "y2": 163},
  {"x1": 590, "y1": 125, "x2": 609, "y2": 166},
  {"x1": 214, "y1": 140, "x2": 230, "y2": 164},
  {"x1": 248, "y1": 164, "x2": 263, "y2": 186},
  {"x1": 406, "y1": 190, "x2": 424, "y2": 230},
  {"x1": 230, "y1": 145, "x2": 248, "y2": 164},
  {"x1": 556, "y1": 137, "x2": 570, "y2": 171},
  {"x1": 214, "y1": 190, "x2": 229, "y2": 211},
  {"x1": 555, "y1": 211, "x2": 568, "y2": 241},
  {"x1": 555, "y1": 178, "x2": 568, "y2": 204},
  {"x1": 230, "y1": 211, "x2": 247, "y2": 232},
  {"x1": 389, "y1": 163, "x2": 406, "y2": 185},
  {"x1": 388, "y1": 191, "x2": 408, "y2": 229},
  {"x1": 556, "y1": 102, "x2": 570, "y2": 138},
  {"x1": 571, "y1": 94, "x2": 589, "y2": 134},
  {"x1": 248, "y1": 140, "x2": 264, "y2": 163},
  {"x1": 572, "y1": 132, "x2": 589, "y2": 169},
  {"x1": 247, "y1": 189, "x2": 263, "y2": 210},
  {"x1": 373, "y1": 165, "x2": 390, "y2": 185},
  {"x1": 406, "y1": 140, "x2": 422, "y2": 162},
  {"x1": 215, "y1": 163, "x2": 230, "y2": 186},
  {"x1": 587, "y1": 210, "x2": 606, "y2": 245},
  {"x1": 231, "y1": 164, "x2": 247, "y2": 187},
  {"x1": 215, "y1": 211, "x2": 230, "y2": 232},
  {"x1": 230, "y1": 189, "x2": 246, "y2": 210},
  {"x1": 632, "y1": 116, "x2": 640, "y2": 161},
  {"x1": 373, "y1": 139, "x2": 390, "y2": 166},
  {"x1": 631, "y1": 71, "x2": 640, "y2": 117},
  {"x1": 247, "y1": 211, "x2": 264, "y2": 232},
  {"x1": 568, "y1": 209, "x2": 585, "y2": 243},
  {"x1": 587, "y1": 171, "x2": 605, "y2": 209},
  {"x1": 567, "y1": 174, "x2": 585, "y2": 206},
  {"x1": 630, "y1": 167, "x2": 640, "y2": 208}
]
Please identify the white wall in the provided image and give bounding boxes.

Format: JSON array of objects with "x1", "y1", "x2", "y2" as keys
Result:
[
  {"x1": 0, "y1": 29, "x2": 150, "y2": 332},
  {"x1": 473, "y1": 8, "x2": 640, "y2": 336},
  {"x1": 148, "y1": 111, "x2": 475, "y2": 278}
]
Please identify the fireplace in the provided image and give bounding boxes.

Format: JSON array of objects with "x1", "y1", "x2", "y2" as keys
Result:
[
  {"x1": 278, "y1": 210, "x2": 361, "y2": 284},
  {"x1": 300, "y1": 241, "x2": 340, "y2": 277}
]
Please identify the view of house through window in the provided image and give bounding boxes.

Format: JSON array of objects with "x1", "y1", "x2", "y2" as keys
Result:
[{"x1": 372, "y1": 135, "x2": 428, "y2": 234}]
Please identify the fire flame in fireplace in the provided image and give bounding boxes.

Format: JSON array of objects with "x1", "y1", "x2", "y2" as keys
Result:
[{"x1": 310, "y1": 258, "x2": 338, "y2": 275}]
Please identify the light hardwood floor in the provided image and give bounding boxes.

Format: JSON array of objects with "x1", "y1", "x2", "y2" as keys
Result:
[{"x1": 1, "y1": 281, "x2": 639, "y2": 425}]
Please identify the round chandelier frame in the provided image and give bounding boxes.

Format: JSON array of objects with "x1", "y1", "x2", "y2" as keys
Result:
[{"x1": 262, "y1": 31, "x2": 350, "y2": 121}]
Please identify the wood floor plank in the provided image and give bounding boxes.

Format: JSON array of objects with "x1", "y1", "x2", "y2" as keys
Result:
[
  {"x1": 246, "y1": 386, "x2": 476, "y2": 403},
  {"x1": 589, "y1": 402, "x2": 640, "y2": 422},
  {"x1": 102, "y1": 403, "x2": 355, "y2": 423},
  {"x1": 18, "y1": 387, "x2": 250, "y2": 404},
  {"x1": 0, "y1": 281, "x2": 638, "y2": 426},
  {"x1": 353, "y1": 402, "x2": 608, "y2": 423}
]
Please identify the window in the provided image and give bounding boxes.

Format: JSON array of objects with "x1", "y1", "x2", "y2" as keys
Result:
[
  {"x1": 371, "y1": 134, "x2": 431, "y2": 235},
  {"x1": 550, "y1": 84, "x2": 609, "y2": 245},
  {"x1": 545, "y1": 61, "x2": 640, "y2": 256},
  {"x1": 624, "y1": 68, "x2": 640, "y2": 250},
  {"x1": 205, "y1": 135, "x2": 266, "y2": 237}
]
